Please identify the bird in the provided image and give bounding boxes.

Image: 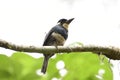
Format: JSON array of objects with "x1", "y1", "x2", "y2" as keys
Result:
[{"x1": 41, "y1": 18, "x2": 74, "y2": 74}]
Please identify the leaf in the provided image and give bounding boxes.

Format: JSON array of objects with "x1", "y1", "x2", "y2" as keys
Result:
[
  {"x1": 10, "y1": 52, "x2": 42, "y2": 79},
  {"x1": 0, "y1": 54, "x2": 12, "y2": 79},
  {"x1": 0, "y1": 52, "x2": 113, "y2": 80},
  {"x1": 44, "y1": 52, "x2": 113, "y2": 80}
]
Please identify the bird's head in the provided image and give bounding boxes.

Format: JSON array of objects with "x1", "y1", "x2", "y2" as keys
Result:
[{"x1": 57, "y1": 18, "x2": 74, "y2": 30}]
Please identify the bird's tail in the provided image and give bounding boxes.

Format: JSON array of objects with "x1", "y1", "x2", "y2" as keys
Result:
[{"x1": 41, "y1": 56, "x2": 49, "y2": 74}]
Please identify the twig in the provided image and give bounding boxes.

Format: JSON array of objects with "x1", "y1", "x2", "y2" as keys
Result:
[{"x1": 0, "y1": 39, "x2": 120, "y2": 60}]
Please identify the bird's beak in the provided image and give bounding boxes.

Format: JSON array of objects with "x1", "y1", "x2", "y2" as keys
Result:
[{"x1": 66, "y1": 18, "x2": 74, "y2": 24}]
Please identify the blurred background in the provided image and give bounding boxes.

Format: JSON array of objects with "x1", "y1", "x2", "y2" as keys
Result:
[{"x1": 0, "y1": 0, "x2": 120, "y2": 80}]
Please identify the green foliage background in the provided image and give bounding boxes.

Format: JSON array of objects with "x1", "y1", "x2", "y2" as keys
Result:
[{"x1": 0, "y1": 52, "x2": 113, "y2": 80}]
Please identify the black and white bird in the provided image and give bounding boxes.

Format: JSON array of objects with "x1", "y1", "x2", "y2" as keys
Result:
[{"x1": 41, "y1": 18, "x2": 74, "y2": 74}]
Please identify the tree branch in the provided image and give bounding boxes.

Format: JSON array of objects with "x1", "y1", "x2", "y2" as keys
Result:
[{"x1": 0, "y1": 39, "x2": 120, "y2": 60}]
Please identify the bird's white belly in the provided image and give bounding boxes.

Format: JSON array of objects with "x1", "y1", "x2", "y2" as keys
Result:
[{"x1": 51, "y1": 32, "x2": 65, "y2": 45}]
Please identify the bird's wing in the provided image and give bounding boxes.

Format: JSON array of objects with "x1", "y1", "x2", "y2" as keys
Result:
[{"x1": 43, "y1": 27, "x2": 55, "y2": 46}]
